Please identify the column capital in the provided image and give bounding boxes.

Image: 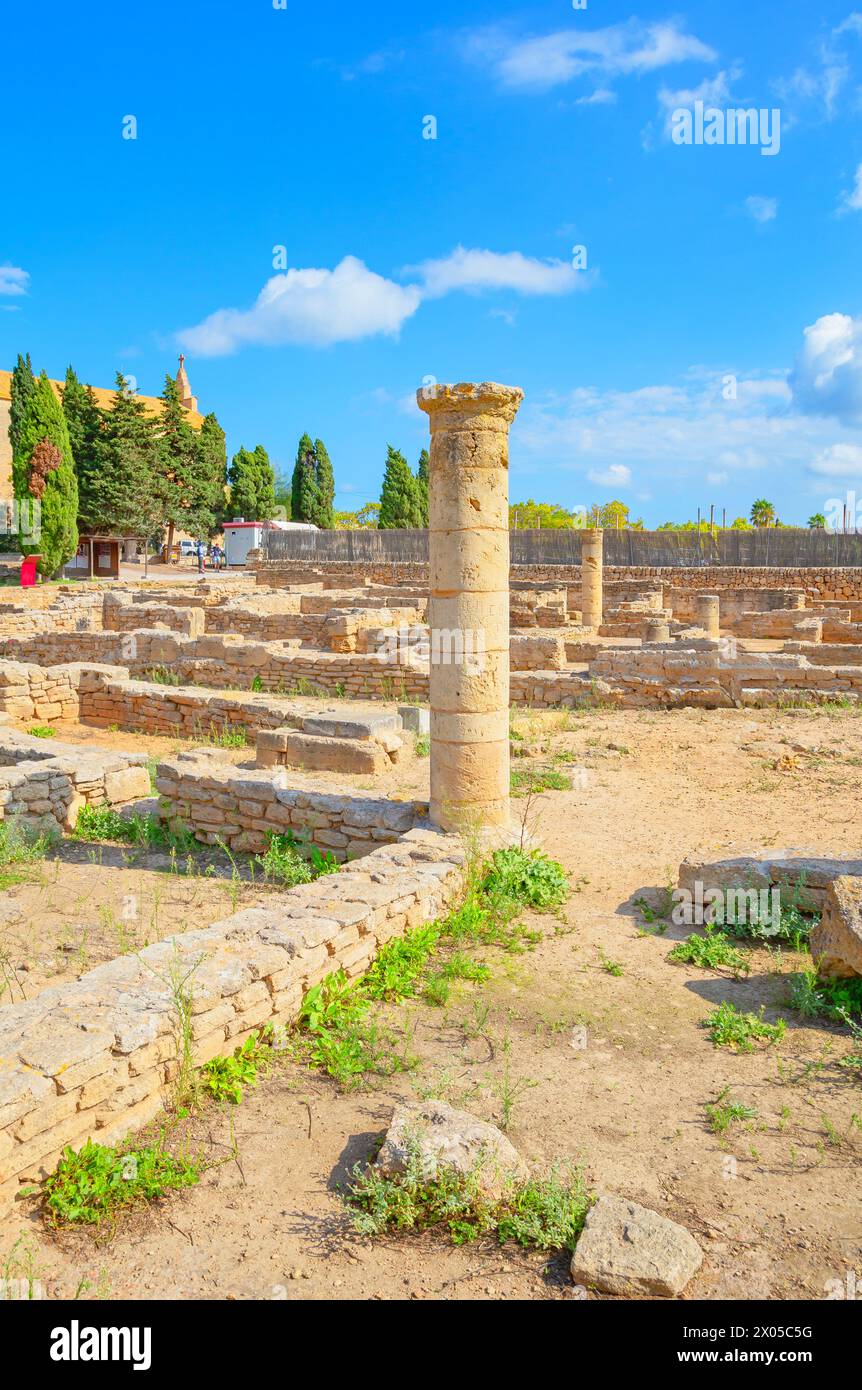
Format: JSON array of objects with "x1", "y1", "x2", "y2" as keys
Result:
[{"x1": 417, "y1": 381, "x2": 524, "y2": 426}]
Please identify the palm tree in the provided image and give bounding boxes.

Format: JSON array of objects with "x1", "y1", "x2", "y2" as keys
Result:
[
  {"x1": 808, "y1": 513, "x2": 826, "y2": 529},
  {"x1": 750, "y1": 498, "x2": 776, "y2": 528}
]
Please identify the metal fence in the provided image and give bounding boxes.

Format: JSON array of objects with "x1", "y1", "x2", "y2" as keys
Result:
[{"x1": 262, "y1": 527, "x2": 862, "y2": 568}]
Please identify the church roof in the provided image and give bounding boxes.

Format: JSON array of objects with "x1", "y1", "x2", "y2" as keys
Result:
[{"x1": 0, "y1": 368, "x2": 204, "y2": 431}]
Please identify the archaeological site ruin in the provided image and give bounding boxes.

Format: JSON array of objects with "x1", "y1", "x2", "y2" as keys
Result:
[{"x1": 1, "y1": 381, "x2": 861, "y2": 1307}]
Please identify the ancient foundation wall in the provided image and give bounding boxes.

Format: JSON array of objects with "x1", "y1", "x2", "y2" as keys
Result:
[
  {"x1": 0, "y1": 827, "x2": 464, "y2": 1211},
  {"x1": 155, "y1": 753, "x2": 423, "y2": 857}
]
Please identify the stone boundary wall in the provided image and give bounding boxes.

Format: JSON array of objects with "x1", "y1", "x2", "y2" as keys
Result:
[
  {"x1": 0, "y1": 827, "x2": 464, "y2": 1211},
  {"x1": 155, "y1": 752, "x2": 424, "y2": 857},
  {"x1": 254, "y1": 558, "x2": 862, "y2": 603}
]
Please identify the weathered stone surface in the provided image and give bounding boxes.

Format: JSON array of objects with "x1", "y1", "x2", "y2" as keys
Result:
[
  {"x1": 570, "y1": 1196, "x2": 703, "y2": 1297},
  {"x1": 375, "y1": 1100, "x2": 528, "y2": 1197},
  {"x1": 810, "y1": 875, "x2": 862, "y2": 977}
]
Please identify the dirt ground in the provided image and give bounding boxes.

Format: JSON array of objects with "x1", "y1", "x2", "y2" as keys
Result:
[{"x1": 2, "y1": 704, "x2": 861, "y2": 1301}]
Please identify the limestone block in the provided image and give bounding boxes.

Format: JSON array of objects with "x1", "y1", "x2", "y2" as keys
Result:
[{"x1": 810, "y1": 876, "x2": 862, "y2": 977}]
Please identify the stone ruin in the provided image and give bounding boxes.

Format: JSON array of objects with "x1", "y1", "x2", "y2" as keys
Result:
[{"x1": 3, "y1": 378, "x2": 862, "y2": 1223}]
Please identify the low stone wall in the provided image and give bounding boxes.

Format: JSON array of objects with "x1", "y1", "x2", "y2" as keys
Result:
[
  {"x1": 0, "y1": 727, "x2": 151, "y2": 830},
  {"x1": 102, "y1": 595, "x2": 204, "y2": 638},
  {"x1": 0, "y1": 630, "x2": 430, "y2": 699},
  {"x1": 0, "y1": 827, "x2": 464, "y2": 1211},
  {"x1": 590, "y1": 641, "x2": 862, "y2": 707},
  {"x1": 155, "y1": 751, "x2": 424, "y2": 857}
]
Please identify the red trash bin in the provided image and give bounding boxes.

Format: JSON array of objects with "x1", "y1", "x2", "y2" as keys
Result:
[{"x1": 20, "y1": 555, "x2": 41, "y2": 587}]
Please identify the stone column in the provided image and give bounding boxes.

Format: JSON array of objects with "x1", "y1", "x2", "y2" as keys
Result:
[
  {"x1": 581, "y1": 529, "x2": 604, "y2": 629},
  {"x1": 417, "y1": 381, "x2": 523, "y2": 832},
  {"x1": 696, "y1": 594, "x2": 720, "y2": 639}
]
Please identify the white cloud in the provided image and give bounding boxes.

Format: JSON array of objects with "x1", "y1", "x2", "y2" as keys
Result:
[
  {"x1": 810, "y1": 443, "x2": 862, "y2": 476},
  {"x1": 745, "y1": 195, "x2": 778, "y2": 223},
  {"x1": 0, "y1": 265, "x2": 29, "y2": 297},
  {"x1": 576, "y1": 88, "x2": 618, "y2": 107},
  {"x1": 465, "y1": 19, "x2": 715, "y2": 93},
  {"x1": 511, "y1": 367, "x2": 859, "y2": 502},
  {"x1": 178, "y1": 256, "x2": 422, "y2": 355},
  {"x1": 839, "y1": 162, "x2": 862, "y2": 212},
  {"x1": 835, "y1": 13, "x2": 862, "y2": 37},
  {"x1": 178, "y1": 245, "x2": 592, "y2": 356},
  {"x1": 587, "y1": 463, "x2": 632, "y2": 488},
  {"x1": 410, "y1": 246, "x2": 586, "y2": 298},
  {"x1": 654, "y1": 69, "x2": 741, "y2": 140},
  {"x1": 790, "y1": 312, "x2": 862, "y2": 422}
]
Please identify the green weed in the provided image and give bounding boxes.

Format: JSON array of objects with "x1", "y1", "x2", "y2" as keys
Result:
[
  {"x1": 703, "y1": 1001, "x2": 786, "y2": 1053},
  {"x1": 42, "y1": 1138, "x2": 199, "y2": 1228}
]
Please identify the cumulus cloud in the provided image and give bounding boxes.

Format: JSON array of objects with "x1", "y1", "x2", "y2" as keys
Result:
[
  {"x1": 177, "y1": 257, "x2": 422, "y2": 356},
  {"x1": 839, "y1": 162, "x2": 862, "y2": 212},
  {"x1": 409, "y1": 246, "x2": 586, "y2": 298},
  {"x1": 178, "y1": 245, "x2": 591, "y2": 356},
  {"x1": 0, "y1": 265, "x2": 29, "y2": 297},
  {"x1": 511, "y1": 368, "x2": 854, "y2": 499},
  {"x1": 810, "y1": 443, "x2": 862, "y2": 476},
  {"x1": 464, "y1": 19, "x2": 715, "y2": 93},
  {"x1": 745, "y1": 195, "x2": 778, "y2": 223},
  {"x1": 790, "y1": 312, "x2": 862, "y2": 422}
]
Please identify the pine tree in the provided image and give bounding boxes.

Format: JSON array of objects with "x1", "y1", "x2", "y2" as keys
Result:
[
  {"x1": 415, "y1": 448, "x2": 429, "y2": 527},
  {"x1": 291, "y1": 433, "x2": 319, "y2": 523},
  {"x1": 9, "y1": 353, "x2": 35, "y2": 461},
  {"x1": 157, "y1": 375, "x2": 217, "y2": 547},
  {"x1": 378, "y1": 445, "x2": 421, "y2": 528},
  {"x1": 88, "y1": 373, "x2": 167, "y2": 539},
  {"x1": 312, "y1": 438, "x2": 335, "y2": 529},
  {"x1": 13, "y1": 371, "x2": 78, "y2": 577},
  {"x1": 61, "y1": 366, "x2": 103, "y2": 525}
]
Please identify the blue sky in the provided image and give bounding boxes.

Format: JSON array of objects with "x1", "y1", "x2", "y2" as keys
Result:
[{"x1": 2, "y1": 1, "x2": 861, "y2": 525}]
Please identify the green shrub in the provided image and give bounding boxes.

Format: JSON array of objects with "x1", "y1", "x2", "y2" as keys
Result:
[
  {"x1": 73, "y1": 804, "x2": 198, "y2": 853},
  {"x1": 788, "y1": 969, "x2": 862, "y2": 1023},
  {"x1": 256, "y1": 831, "x2": 339, "y2": 886},
  {"x1": 344, "y1": 1143, "x2": 591, "y2": 1251},
  {"x1": 201, "y1": 1031, "x2": 273, "y2": 1104},
  {"x1": 482, "y1": 847, "x2": 570, "y2": 914},
  {"x1": 43, "y1": 1139, "x2": 199, "y2": 1227}
]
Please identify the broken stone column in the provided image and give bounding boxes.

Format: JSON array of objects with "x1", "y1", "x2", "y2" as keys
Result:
[
  {"x1": 643, "y1": 618, "x2": 671, "y2": 643},
  {"x1": 696, "y1": 594, "x2": 720, "y2": 639},
  {"x1": 581, "y1": 529, "x2": 603, "y2": 629},
  {"x1": 417, "y1": 381, "x2": 523, "y2": 831}
]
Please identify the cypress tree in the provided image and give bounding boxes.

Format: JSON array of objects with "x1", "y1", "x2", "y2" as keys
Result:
[
  {"x1": 312, "y1": 438, "x2": 335, "y2": 529},
  {"x1": 291, "y1": 433, "x2": 319, "y2": 523},
  {"x1": 379, "y1": 445, "x2": 420, "y2": 528},
  {"x1": 61, "y1": 367, "x2": 103, "y2": 526},
  {"x1": 252, "y1": 445, "x2": 276, "y2": 521},
  {"x1": 13, "y1": 372, "x2": 78, "y2": 577},
  {"x1": 198, "y1": 413, "x2": 228, "y2": 530},
  {"x1": 9, "y1": 354, "x2": 35, "y2": 461},
  {"x1": 415, "y1": 448, "x2": 429, "y2": 527},
  {"x1": 227, "y1": 447, "x2": 257, "y2": 520}
]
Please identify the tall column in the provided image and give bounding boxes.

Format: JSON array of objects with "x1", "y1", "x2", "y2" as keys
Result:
[
  {"x1": 417, "y1": 381, "x2": 523, "y2": 832},
  {"x1": 581, "y1": 529, "x2": 604, "y2": 629},
  {"x1": 696, "y1": 594, "x2": 720, "y2": 639}
]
